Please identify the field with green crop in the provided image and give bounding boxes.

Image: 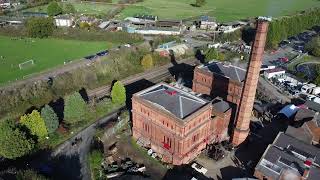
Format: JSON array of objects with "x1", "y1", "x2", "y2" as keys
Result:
[
  {"x1": 0, "y1": 36, "x2": 111, "y2": 85},
  {"x1": 116, "y1": 0, "x2": 320, "y2": 22}
]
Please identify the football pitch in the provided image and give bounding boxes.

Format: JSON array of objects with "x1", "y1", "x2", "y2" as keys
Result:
[{"x1": 0, "y1": 36, "x2": 111, "y2": 85}]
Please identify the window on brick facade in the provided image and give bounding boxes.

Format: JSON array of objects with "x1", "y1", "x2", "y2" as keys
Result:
[{"x1": 163, "y1": 135, "x2": 171, "y2": 149}]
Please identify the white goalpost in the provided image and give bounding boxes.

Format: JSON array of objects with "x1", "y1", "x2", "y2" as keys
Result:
[{"x1": 19, "y1": 59, "x2": 35, "y2": 70}]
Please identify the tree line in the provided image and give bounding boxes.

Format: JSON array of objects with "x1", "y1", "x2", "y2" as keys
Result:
[{"x1": 266, "y1": 8, "x2": 320, "y2": 48}]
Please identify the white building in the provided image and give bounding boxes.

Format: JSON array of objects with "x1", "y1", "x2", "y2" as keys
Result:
[
  {"x1": 55, "y1": 15, "x2": 74, "y2": 27},
  {"x1": 133, "y1": 28, "x2": 181, "y2": 35},
  {"x1": 264, "y1": 68, "x2": 285, "y2": 79}
]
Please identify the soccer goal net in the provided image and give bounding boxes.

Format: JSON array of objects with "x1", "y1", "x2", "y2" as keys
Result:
[{"x1": 19, "y1": 59, "x2": 35, "y2": 70}]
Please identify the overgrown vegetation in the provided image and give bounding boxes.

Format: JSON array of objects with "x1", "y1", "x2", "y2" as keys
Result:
[
  {"x1": 88, "y1": 149, "x2": 104, "y2": 180},
  {"x1": 205, "y1": 48, "x2": 225, "y2": 62},
  {"x1": 16, "y1": 169, "x2": 48, "y2": 180},
  {"x1": 47, "y1": 1, "x2": 62, "y2": 16},
  {"x1": 26, "y1": 17, "x2": 55, "y2": 38},
  {"x1": 305, "y1": 36, "x2": 320, "y2": 57},
  {"x1": 266, "y1": 8, "x2": 320, "y2": 48},
  {"x1": 0, "y1": 120, "x2": 35, "y2": 159}
]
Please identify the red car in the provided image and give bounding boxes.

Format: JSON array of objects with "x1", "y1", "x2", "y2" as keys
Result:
[{"x1": 278, "y1": 57, "x2": 289, "y2": 63}]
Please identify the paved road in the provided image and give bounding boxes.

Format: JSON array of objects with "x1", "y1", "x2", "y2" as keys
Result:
[{"x1": 52, "y1": 108, "x2": 123, "y2": 180}]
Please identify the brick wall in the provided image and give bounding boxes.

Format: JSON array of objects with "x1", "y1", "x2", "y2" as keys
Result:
[
  {"x1": 193, "y1": 68, "x2": 243, "y2": 105},
  {"x1": 132, "y1": 94, "x2": 230, "y2": 165}
]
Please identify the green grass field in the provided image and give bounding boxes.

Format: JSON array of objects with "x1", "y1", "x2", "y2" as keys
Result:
[
  {"x1": 23, "y1": 2, "x2": 115, "y2": 15},
  {"x1": 116, "y1": 0, "x2": 320, "y2": 21},
  {"x1": 23, "y1": 0, "x2": 320, "y2": 22},
  {"x1": 0, "y1": 36, "x2": 111, "y2": 85}
]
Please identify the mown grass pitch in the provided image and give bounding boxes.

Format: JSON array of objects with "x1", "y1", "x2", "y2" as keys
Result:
[{"x1": 0, "y1": 36, "x2": 111, "y2": 85}]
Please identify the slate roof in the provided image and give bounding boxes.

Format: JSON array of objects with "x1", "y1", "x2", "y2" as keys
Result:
[
  {"x1": 255, "y1": 132, "x2": 320, "y2": 180},
  {"x1": 137, "y1": 83, "x2": 208, "y2": 119},
  {"x1": 198, "y1": 61, "x2": 246, "y2": 83},
  {"x1": 212, "y1": 99, "x2": 231, "y2": 113},
  {"x1": 305, "y1": 100, "x2": 320, "y2": 113},
  {"x1": 285, "y1": 125, "x2": 313, "y2": 144}
]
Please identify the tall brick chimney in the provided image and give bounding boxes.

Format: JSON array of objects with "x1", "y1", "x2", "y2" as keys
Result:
[{"x1": 232, "y1": 17, "x2": 271, "y2": 146}]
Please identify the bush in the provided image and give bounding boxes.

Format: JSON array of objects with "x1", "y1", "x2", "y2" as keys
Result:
[
  {"x1": 47, "y1": 1, "x2": 62, "y2": 16},
  {"x1": 89, "y1": 149, "x2": 104, "y2": 180},
  {"x1": 20, "y1": 110, "x2": 48, "y2": 140},
  {"x1": 64, "y1": 92, "x2": 87, "y2": 126},
  {"x1": 141, "y1": 54, "x2": 154, "y2": 69},
  {"x1": 64, "y1": 3, "x2": 76, "y2": 14},
  {"x1": 41, "y1": 105, "x2": 59, "y2": 134},
  {"x1": 16, "y1": 169, "x2": 48, "y2": 180},
  {"x1": 79, "y1": 22, "x2": 90, "y2": 29},
  {"x1": 205, "y1": 48, "x2": 225, "y2": 61},
  {"x1": 111, "y1": 81, "x2": 126, "y2": 105},
  {"x1": 195, "y1": 0, "x2": 206, "y2": 7},
  {"x1": 305, "y1": 36, "x2": 320, "y2": 57},
  {"x1": 26, "y1": 17, "x2": 54, "y2": 38},
  {"x1": 0, "y1": 120, "x2": 34, "y2": 159}
]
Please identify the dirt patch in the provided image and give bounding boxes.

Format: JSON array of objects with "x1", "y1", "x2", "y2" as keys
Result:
[{"x1": 103, "y1": 127, "x2": 167, "y2": 180}]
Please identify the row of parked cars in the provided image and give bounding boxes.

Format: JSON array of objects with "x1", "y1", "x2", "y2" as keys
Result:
[{"x1": 84, "y1": 50, "x2": 109, "y2": 60}]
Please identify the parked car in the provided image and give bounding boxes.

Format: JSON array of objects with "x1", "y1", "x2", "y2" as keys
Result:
[
  {"x1": 191, "y1": 162, "x2": 208, "y2": 175},
  {"x1": 278, "y1": 57, "x2": 289, "y2": 63}
]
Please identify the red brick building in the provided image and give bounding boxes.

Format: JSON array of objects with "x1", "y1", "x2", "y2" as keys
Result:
[
  {"x1": 132, "y1": 83, "x2": 231, "y2": 165},
  {"x1": 192, "y1": 62, "x2": 246, "y2": 105}
]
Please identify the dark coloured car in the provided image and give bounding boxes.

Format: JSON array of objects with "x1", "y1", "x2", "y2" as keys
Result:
[
  {"x1": 84, "y1": 55, "x2": 96, "y2": 60},
  {"x1": 96, "y1": 50, "x2": 109, "y2": 57}
]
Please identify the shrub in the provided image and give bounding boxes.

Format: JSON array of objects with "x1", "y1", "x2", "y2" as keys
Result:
[
  {"x1": 64, "y1": 92, "x2": 87, "y2": 126},
  {"x1": 111, "y1": 81, "x2": 126, "y2": 105},
  {"x1": 20, "y1": 110, "x2": 48, "y2": 140},
  {"x1": 41, "y1": 105, "x2": 59, "y2": 134},
  {"x1": 16, "y1": 169, "x2": 48, "y2": 180},
  {"x1": 305, "y1": 36, "x2": 320, "y2": 57},
  {"x1": 64, "y1": 3, "x2": 76, "y2": 14},
  {"x1": 141, "y1": 54, "x2": 154, "y2": 69},
  {"x1": 47, "y1": 1, "x2": 62, "y2": 16},
  {"x1": 0, "y1": 120, "x2": 34, "y2": 159},
  {"x1": 26, "y1": 17, "x2": 54, "y2": 38}
]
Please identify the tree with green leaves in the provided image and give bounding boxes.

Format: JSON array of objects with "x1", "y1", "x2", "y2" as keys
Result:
[
  {"x1": 111, "y1": 81, "x2": 126, "y2": 105},
  {"x1": 64, "y1": 3, "x2": 76, "y2": 14},
  {"x1": 41, "y1": 105, "x2": 59, "y2": 134},
  {"x1": 64, "y1": 91, "x2": 87, "y2": 125},
  {"x1": 306, "y1": 36, "x2": 320, "y2": 57},
  {"x1": 0, "y1": 120, "x2": 34, "y2": 159},
  {"x1": 205, "y1": 48, "x2": 226, "y2": 62},
  {"x1": 266, "y1": 8, "x2": 320, "y2": 49},
  {"x1": 20, "y1": 110, "x2": 48, "y2": 140},
  {"x1": 47, "y1": 1, "x2": 62, "y2": 16},
  {"x1": 195, "y1": 0, "x2": 206, "y2": 7},
  {"x1": 26, "y1": 17, "x2": 54, "y2": 38},
  {"x1": 141, "y1": 54, "x2": 154, "y2": 69}
]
